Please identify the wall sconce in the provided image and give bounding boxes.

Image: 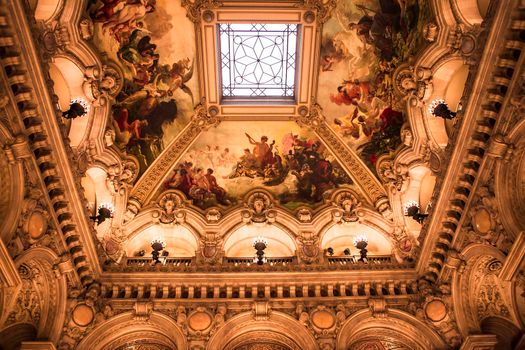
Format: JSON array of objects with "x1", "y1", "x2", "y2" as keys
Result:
[
  {"x1": 91, "y1": 203, "x2": 114, "y2": 225},
  {"x1": 353, "y1": 235, "x2": 368, "y2": 263},
  {"x1": 326, "y1": 247, "x2": 334, "y2": 256},
  {"x1": 404, "y1": 200, "x2": 428, "y2": 224},
  {"x1": 62, "y1": 98, "x2": 89, "y2": 119},
  {"x1": 253, "y1": 236, "x2": 268, "y2": 265},
  {"x1": 428, "y1": 99, "x2": 456, "y2": 120},
  {"x1": 151, "y1": 238, "x2": 166, "y2": 264}
]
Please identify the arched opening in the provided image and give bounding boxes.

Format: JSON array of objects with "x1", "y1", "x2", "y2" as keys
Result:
[
  {"x1": 426, "y1": 60, "x2": 470, "y2": 147},
  {"x1": 401, "y1": 165, "x2": 435, "y2": 235},
  {"x1": 337, "y1": 309, "x2": 447, "y2": 350},
  {"x1": 349, "y1": 336, "x2": 417, "y2": 350},
  {"x1": 0, "y1": 248, "x2": 67, "y2": 346},
  {"x1": 49, "y1": 58, "x2": 92, "y2": 147},
  {"x1": 30, "y1": 0, "x2": 64, "y2": 22},
  {"x1": 480, "y1": 316, "x2": 522, "y2": 350},
  {"x1": 453, "y1": 0, "x2": 490, "y2": 26},
  {"x1": 223, "y1": 225, "x2": 296, "y2": 258},
  {"x1": 207, "y1": 312, "x2": 318, "y2": 350},
  {"x1": 125, "y1": 224, "x2": 198, "y2": 258},
  {"x1": 76, "y1": 312, "x2": 186, "y2": 350},
  {"x1": 0, "y1": 323, "x2": 37, "y2": 350},
  {"x1": 321, "y1": 223, "x2": 392, "y2": 257},
  {"x1": 227, "y1": 331, "x2": 298, "y2": 350},
  {"x1": 452, "y1": 246, "x2": 521, "y2": 338}
]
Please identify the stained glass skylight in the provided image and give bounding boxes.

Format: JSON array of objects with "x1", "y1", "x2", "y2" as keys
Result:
[{"x1": 219, "y1": 23, "x2": 298, "y2": 99}]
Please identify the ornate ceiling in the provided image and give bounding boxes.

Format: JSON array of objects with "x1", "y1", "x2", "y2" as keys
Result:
[
  {"x1": 0, "y1": 0, "x2": 524, "y2": 349},
  {"x1": 70, "y1": 0, "x2": 448, "y2": 265}
]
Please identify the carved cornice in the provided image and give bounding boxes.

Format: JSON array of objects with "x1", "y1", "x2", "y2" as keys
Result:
[
  {"x1": 0, "y1": 0, "x2": 98, "y2": 285},
  {"x1": 417, "y1": 0, "x2": 525, "y2": 283}
]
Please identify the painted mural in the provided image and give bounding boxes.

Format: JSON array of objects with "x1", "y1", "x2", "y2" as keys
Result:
[
  {"x1": 87, "y1": 0, "x2": 199, "y2": 176},
  {"x1": 318, "y1": 0, "x2": 431, "y2": 172},
  {"x1": 165, "y1": 122, "x2": 354, "y2": 210}
]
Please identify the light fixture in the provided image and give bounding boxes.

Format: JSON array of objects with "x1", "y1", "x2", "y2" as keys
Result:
[
  {"x1": 91, "y1": 202, "x2": 114, "y2": 225},
  {"x1": 151, "y1": 238, "x2": 167, "y2": 264},
  {"x1": 253, "y1": 236, "x2": 268, "y2": 265},
  {"x1": 404, "y1": 200, "x2": 428, "y2": 224},
  {"x1": 428, "y1": 99, "x2": 456, "y2": 119},
  {"x1": 326, "y1": 247, "x2": 334, "y2": 256},
  {"x1": 62, "y1": 98, "x2": 89, "y2": 119},
  {"x1": 353, "y1": 235, "x2": 368, "y2": 263},
  {"x1": 343, "y1": 248, "x2": 351, "y2": 256}
]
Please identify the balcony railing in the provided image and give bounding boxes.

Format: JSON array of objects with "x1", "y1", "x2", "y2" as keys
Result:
[
  {"x1": 327, "y1": 255, "x2": 392, "y2": 265},
  {"x1": 125, "y1": 257, "x2": 193, "y2": 267},
  {"x1": 118, "y1": 254, "x2": 398, "y2": 271}
]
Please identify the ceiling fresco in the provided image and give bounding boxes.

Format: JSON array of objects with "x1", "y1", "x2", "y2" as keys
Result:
[
  {"x1": 83, "y1": 0, "x2": 434, "y2": 212},
  {"x1": 87, "y1": 0, "x2": 199, "y2": 177},
  {"x1": 166, "y1": 121, "x2": 355, "y2": 210},
  {"x1": 318, "y1": 0, "x2": 431, "y2": 172}
]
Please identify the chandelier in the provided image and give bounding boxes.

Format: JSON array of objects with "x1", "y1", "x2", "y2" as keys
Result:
[
  {"x1": 62, "y1": 98, "x2": 89, "y2": 120},
  {"x1": 353, "y1": 235, "x2": 368, "y2": 263},
  {"x1": 91, "y1": 202, "x2": 114, "y2": 225},
  {"x1": 404, "y1": 200, "x2": 428, "y2": 224},
  {"x1": 428, "y1": 99, "x2": 457, "y2": 119},
  {"x1": 253, "y1": 236, "x2": 268, "y2": 265},
  {"x1": 151, "y1": 238, "x2": 167, "y2": 264}
]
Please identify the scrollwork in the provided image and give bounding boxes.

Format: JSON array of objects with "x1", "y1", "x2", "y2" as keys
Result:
[
  {"x1": 83, "y1": 64, "x2": 124, "y2": 105},
  {"x1": 299, "y1": 0, "x2": 337, "y2": 24},
  {"x1": 181, "y1": 0, "x2": 222, "y2": 23},
  {"x1": 241, "y1": 191, "x2": 276, "y2": 224},
  {"x1": 154, "y1": 191, "x2": 187, "y2": 225},
  {"x1": 331, "y1": 190, "x2": 361, "y2": 224}
]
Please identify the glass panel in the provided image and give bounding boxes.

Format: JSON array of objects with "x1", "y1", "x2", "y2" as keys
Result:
[{"x1": 219, "y1": 23, "x2": 298, "y2": 98}]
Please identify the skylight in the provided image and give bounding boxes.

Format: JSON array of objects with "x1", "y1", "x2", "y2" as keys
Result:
[{"x1": 219, "y1": 23, "x2": 298, "y2": 99}]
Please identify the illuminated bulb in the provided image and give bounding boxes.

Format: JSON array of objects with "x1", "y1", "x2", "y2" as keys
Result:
[
  {"x1": 352, "y1": 235, "x2": 368, "y2": 247},
  {"x1": 71, "y1": 97, "x2": 90, "y2": 113},
  {"x1": 404, "y1": 200, "x2": 420, "y2": 215},
  {"x1": 252, "y1": 236, "x2": 268, "y2": 248},
  {"x1": 428, "y1": 99, "x2": 446, "y2": 115}
]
